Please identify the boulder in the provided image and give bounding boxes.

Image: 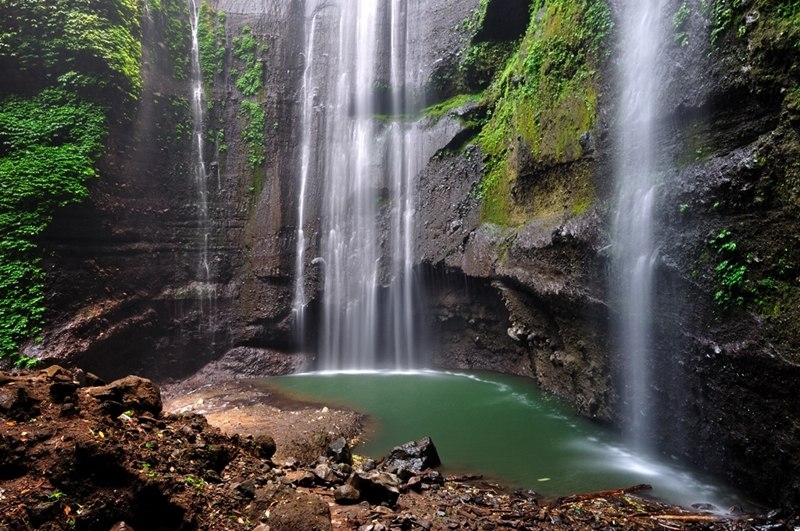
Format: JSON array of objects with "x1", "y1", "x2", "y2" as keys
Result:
[
  {"x1": 83, "y1": 375, "x2": 162, "y2": 416},
  {"x1": 348, "y1": 470, "x2": 402, "y2": 507},
  {"x1": 382, "y1": 437, "x2": 441, "y2": 480}
]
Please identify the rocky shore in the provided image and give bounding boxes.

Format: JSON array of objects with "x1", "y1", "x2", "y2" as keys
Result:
[{"x1": 1, "y1": 368, "x2": 795, "y2": 530}]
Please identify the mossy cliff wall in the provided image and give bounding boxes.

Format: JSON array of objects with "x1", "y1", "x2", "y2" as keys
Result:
[{"x1": 416, "y1": 0, "x2": 800, "y2": 508}]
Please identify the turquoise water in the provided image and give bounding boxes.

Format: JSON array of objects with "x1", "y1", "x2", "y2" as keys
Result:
[{"x1": 266, "y1": 370, "x2": 743, "y2": 509}]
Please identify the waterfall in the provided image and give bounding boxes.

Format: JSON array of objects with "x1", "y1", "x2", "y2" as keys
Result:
[
  {"x1": 612, "y1": 0, "x2": 668, "y2": 449},
  {"x1": 292, "y1": 10, "x2": 319, "y2": 349},
  {"x1": 295, "y1": 1, "x2": 426, "y2": 370},
  {"x1": 188, "y1": 0, "x2": 215, "y2": 313}
]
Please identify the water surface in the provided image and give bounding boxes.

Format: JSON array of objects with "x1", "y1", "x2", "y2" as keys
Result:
[{"x1": 267, "y1": 370, "x2": 743, "y2": 509}]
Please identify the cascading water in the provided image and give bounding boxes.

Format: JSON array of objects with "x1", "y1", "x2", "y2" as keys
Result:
[
  {"x1": 612, "y1": 0, "x2": 668, "y2": 450},
  {"x1": 291, "y1": 9, "x2": 319, "y2": 349},
  {"x1": 188, "y1": 0, "x2": 215, "y2": 312},
  {"x1": 293, "y1": 1, "x2": 425, "y2": 370}
]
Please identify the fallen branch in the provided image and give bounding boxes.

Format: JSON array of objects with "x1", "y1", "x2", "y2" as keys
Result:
[
  {"x1": 650, "y1": 514, "x2": 730, "y2": 522},
  {"x1": 558, "y1": 483, "x2": 653, "y2": 503}
]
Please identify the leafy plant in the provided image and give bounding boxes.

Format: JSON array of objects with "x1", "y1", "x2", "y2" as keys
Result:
[
  {"x1": 708, "y1": 229, "x2": 753, "y2": 306},
  {"x1": 184, "y1": 475, "x2": 205, "y2": 490},
  {"x1": 232, "y1": 26, "x2": 264, "y2": 97},
  {"x1": 239, "y1": 100, "x2": 266, "y2": 169},
  {"x1": 47, "y1": 490, "x2": 66, "y2": 502},
  {"x1": 0, "y1": 0, "x2": 143, "y2": 98},
  {"x1": 709, "y1": 0, "x2": 744, "y2": 44},
  {"x1": 197, "y1": 2, "x2": 226, "y2": 86},
  {"x1": 0, "y1": 89, "x2": 105, "y2": 364},
  {"x1": 673, "y1": 1, "x2": 691, "y2": 46}
]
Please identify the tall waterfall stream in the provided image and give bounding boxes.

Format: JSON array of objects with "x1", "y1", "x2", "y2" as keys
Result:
[{"x1": 293, "y1": 2, "x2": 425, "y2": 370}]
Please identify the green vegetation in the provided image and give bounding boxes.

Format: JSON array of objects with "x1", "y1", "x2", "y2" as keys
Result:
[
  {"x1": 232, "y1": 26, "x2": 265, "y2": 97},
  {"x1": 673, "y1": 1, "x2": 691, "y2": 47},
  {"x1": 152, "y1": 0, "x2": 191, "y2": 79},
  {"x1": 197, "y1": 2, "x2": 226, "y2": 86},
  {"x1": 709, "y1": 0, "x2": 744, "y2": 44},
  {"x1": 470, "y1": 0, "x2": 612, "y2": 225},
  {"x1": 0, "y1": 0, "x2": 143, "y2": 98},
  {"x1": 0, "y1": 89, "x2": 105, "y2": 365},
  {"x1": 422, "y1": 93, "x2": 483, "y2": 120},
  {"x1": 708, "y1": 229, "x2": 753, "y2": 306},
  {"x1": 184, "y1": 475, "x2": 205, "y2": 490},
  {"x1": 239, "y1": 100, "x2": 266, "y2": 170},
  {"x1": 0, "y1": 0, "x2": 139, "y2": 365}
]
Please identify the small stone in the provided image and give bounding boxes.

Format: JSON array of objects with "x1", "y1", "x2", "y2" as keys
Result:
[
  {"x1": 333, "y1": 483, "x2": 361, "y2": 504},
  {"x1": 73, "y1": 368, "x2": 86, "y2": 386},
  {"x1": 327, "y1": 436, "x2": 352, "y2": 465},
  {"x1": 236, "y1": 480, "x2": 256, "y2": 499},
  {"x1": 313, "y1": 463, "x2": 338, "y2": 484},
  {"x1": 252, "y1": 434, "x2": 276, "y2": 459},
  {"x1": 109, "y1": 522, "x2": 134, "y2": 531},
  {"x1": 203, "y1": 469, "x2": 222, "y2": 483}
]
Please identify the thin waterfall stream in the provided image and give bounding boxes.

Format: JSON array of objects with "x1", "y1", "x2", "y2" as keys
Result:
[
  {"x1": 188, "y1": 0, "x2": 215, "y2": 315},
  {"x1": 612, "y1": 0, "x2": 668, "y2": 450}
]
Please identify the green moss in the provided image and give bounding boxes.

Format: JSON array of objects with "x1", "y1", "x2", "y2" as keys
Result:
[
  {"x1": 472, "y1": 0, "x2": 611, "y2": 226},
  {"x1": 422, "y1": 93, "x2": 483, "y2": 120}
]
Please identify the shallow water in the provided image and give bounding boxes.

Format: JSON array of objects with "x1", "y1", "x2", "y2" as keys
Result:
[{"x1": 267, "y1": 370, "x2": 745, "y2": 509}]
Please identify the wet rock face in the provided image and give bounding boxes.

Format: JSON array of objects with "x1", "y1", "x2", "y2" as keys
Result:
[{"x1": 34, "y1": 0, "x2": 309, "y2": 380}]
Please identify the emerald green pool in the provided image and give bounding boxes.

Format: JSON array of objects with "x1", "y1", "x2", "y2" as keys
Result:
[{"x1": 266, "y1": 370, "x2": 742, "y2": 509}]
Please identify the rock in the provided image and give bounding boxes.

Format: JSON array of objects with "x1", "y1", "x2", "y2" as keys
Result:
[
  {"x1": 333, "y1": 483, "x2": 361, "y2": 504},
  {"x1": 283, "y1": 469, "x2": 316, "y2": 487},
  {"x1": 313, "y1": 463, "x2": 338, "y2": 484},
  {"x1": 251, "y1": 434, "x2": 276, "y2": 459},
  {"x1": 0, "y1": 386, "x2": 40, "y2": 421},
  {"x1": 349, "y1": 470, "x2": 402, "y2": 507},
  {"x1": 236, "y1": 479, "x2": 256, "y2": 499},
  {"x1": 83, "y1": 376, "x2": 162, "y2": 416},
  {"x1": 109, "y1": 523, "x2": 134, "y2": 531},
  {"x1": 327, "y1": 436, "x2": 352, "y2": 465},
  {"x1": 42, "y1": 365, "x2": 72, "y2": 380},
  {"x1": 382, "y1": 437, "x2": 441, "y2": 480}
]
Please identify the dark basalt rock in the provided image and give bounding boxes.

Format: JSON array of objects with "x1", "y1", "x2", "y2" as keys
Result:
[
  {"x1": 327, "y1": 436, "x2": 352, "y2": 465},
  {"x1": 382, "y1": 437, "x2": 442, "y2": 480}
]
